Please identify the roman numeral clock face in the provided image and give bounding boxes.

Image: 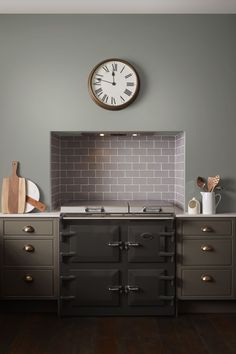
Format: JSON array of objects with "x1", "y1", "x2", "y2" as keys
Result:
[{"x1": 88, "y1": 59, "x2": 140, "y2": 110}]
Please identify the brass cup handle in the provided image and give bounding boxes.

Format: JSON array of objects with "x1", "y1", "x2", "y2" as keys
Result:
[
  {"x1": 201, "y1": 274, "x2": 213, "y2": 282},
  {"x1": 201, "y1": 244, "x2": 213, "y2": 252},
  {"x1": 23, "y1": 225, "x2": 35, "y2": 233},
  {"x1": 23, "y1": 244, "x2": 35, "y2": 253},
  {"x1": 201, "y1": 226, "x2": 212, "y2": 233},
  {"x1": 24, "y1": 275, "x2": 34, "y2": 283}
]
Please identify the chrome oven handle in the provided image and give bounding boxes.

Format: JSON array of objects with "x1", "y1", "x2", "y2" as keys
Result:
[
  {"x1": 107, "y1": 241, "x2": 124, "y2": 250},
  {"x1": 125, "y1": 285, "x2": 140, "y2": 294},
  {"x1": 108, "y1": 286, "x2": 123, "y2": 294},
  {"x1": 85, "y1": 207, "x2": 105, "y2": 213},
  {"x1": 125, "y1": 242, "x2": 141, "y2": 250}
]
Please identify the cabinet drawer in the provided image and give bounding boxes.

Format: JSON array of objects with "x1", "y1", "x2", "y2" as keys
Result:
[
  {"x1": 2, "y1": 270, "x2": 54, "y2": 297},
  {"x1": 181, "y1": 269, "x2": 232, "y2": 297},
  {"x1": 182, "y1": 239, "x2": 232, "y2": 266},
  {"x1": 3, "y1": 220, "x2": 53, "y2": 236},
  {"x1": 182, "y1": 220, "x2": 232, "y2": 236},
  {"x1": 3, "y1": 239, "x2": 53, "y2": 267}
]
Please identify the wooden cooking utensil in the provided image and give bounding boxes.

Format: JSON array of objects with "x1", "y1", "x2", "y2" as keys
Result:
[
  {"x1": 1, "y1": 161, "x2": 26, "y2": 213},
  {"x1": 210, "y1": 175, "x2": 220, "y2": 192},
  {"x1": 196, "y1": 176, "x2": 207, "y2": 191},
  {"x1": 207, "y1": 177, "x2": 214, "y2": 192},
  {"x1": 26, "y1": 195, "x2": 47, "y2": 212},
  {"x1": 1, "y1": 178, "x2": 9, "y2": 213},
  {"x1": 208, "y1": 175, "x2": 220, "y2": 192}
]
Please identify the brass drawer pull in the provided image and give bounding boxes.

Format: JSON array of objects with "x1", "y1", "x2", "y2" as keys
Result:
[
  {"x1": 201, "y1": 226, "x2": 213, "y2": 233},
  {"x1": 201, "y1": 244, "x2": 213, "y2": 252},
  {"x1": 23, "y1": 244, "x2": 35, "y2": 252},
  {"x1": 23, "y1": 225, "x2": 35, "y2": 233},
  {"x1": 24, "y1": 275, "x2": 34, "y2": 283},
  {"x1": 201, "y1": 274, "x2": 213, "y2": 282}
]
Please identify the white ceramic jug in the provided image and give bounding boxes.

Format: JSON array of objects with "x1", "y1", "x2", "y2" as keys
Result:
[{"x1": 200, "y1": 192, "x2": 221, "y2": 215}]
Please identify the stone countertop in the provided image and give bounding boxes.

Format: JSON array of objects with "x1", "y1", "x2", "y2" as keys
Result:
[
  {"x1": 0, "y1": 212, "x2": 60, "y2": 218},
  {"x1": 1, "y1": 211, "x2": 236, "y2": 218},
  {"x1": 175, "y1": 212, "x2": 236, "y2": 218}
]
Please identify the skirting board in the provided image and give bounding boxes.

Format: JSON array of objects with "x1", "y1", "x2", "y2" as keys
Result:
[{"x1": 178, "y1": 300, "x2": 236, "y2": 314}]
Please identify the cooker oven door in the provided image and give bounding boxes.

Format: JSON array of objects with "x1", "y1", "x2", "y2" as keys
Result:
[
  {"x1": 126, "y1": 268, "x2": 174, "y2": 307},
  {"x1": 61, "y1": 269, "x2": 121, "y2": 309},
  {"x1": 127, "y1": 220, "x2": 175, "y2": 263},
  {"x1": 61, "y1": 221, "x2": 121, "y2": 263}
]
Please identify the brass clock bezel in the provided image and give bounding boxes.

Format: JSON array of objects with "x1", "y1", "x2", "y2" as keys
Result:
[{"x1": 88, "y1": 58, "x2": 140, "y2": 111}]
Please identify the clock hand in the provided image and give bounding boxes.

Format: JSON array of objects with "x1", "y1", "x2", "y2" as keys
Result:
[
  {"x1": 112, "y1": 71, "x2": 116, "y2": 85},
  {"x1": 97, "y1": 78, "x2": 116, "y2": 86}
]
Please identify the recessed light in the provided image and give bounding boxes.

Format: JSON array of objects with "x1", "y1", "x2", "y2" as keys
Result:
[
  {"x1": 99, "y1": 133, "x2": 105, "y2": 137},
  {"x1": 132, "y1": 133, "x2": 138, "y2": 137}
]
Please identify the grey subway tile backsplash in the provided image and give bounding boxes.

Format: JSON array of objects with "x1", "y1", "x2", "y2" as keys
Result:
[{"x1": 51, "y1": 132, "x2": 185, "y2": 208}]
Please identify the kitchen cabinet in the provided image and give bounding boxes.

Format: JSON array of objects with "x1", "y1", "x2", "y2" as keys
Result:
[
  {"x1": 0, "y1": 217, "x2": 59, "y2": 299},
  {"x1": 60, "y1": 219, "x2": 175, "y2": 316},
  {"x1": 177, "y1": 217, "x2": 235, "y2": 300}
]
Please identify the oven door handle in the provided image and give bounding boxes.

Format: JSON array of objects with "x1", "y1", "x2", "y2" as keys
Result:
[
  {"x1": 108, "y1": 285, "x2": 123, "y2": 294},
  {"x1": 85, "y1": 207, "x2": 105, "y2": 213},
  {"x1": 107, "y1": 241, "x2": 124, "y2": 250},
  {"x1": 125, "y1": 241, "x2": 142, "y2": 250},
  {"x1": 125, "y1": 285, "x2": 140, "y2": 294}
]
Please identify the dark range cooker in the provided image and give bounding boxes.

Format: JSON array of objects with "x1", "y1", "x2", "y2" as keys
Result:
[{"x1": 59, "y1": 201, "x2": 176, "y2": 316}]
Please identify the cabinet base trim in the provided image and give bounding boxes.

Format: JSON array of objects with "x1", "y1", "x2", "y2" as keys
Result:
[{"x1": 178, "y1": 300, "x2": 236, "y2": 314}]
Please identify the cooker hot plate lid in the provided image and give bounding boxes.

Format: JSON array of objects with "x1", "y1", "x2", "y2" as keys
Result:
[{"x1": 60, "y1": 200, "x2": 129, "y2": 214}]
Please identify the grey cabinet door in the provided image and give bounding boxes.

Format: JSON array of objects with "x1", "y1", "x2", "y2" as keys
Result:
[
  {"x1": 65, "y1": 223, "x2": 121, "y2": 263},
  {"x1": 61, "y1": 269, "x2": 120, "y2": 307},
  {"x1": 127, "y1": 221, "x2": 174, "y2": 263},
  {"x1": 127, "y1": 269, "x2": 174, "y2": 306}
]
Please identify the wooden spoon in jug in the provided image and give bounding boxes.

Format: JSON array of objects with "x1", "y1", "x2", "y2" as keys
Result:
[
  {"x1": 208, "y1": 175, "x2": 220, "y2": 192},
  {"x1": 196, "y1": 176, "x2": 207, "y2": 191}
]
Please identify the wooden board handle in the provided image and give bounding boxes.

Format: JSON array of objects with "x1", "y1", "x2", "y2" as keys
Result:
[
  {"x1": 11, "y1": 161, "x2": 18, "y2": 177},
  {"x1": 26, "y1": 195, "x2": 47, "y2": 212}
]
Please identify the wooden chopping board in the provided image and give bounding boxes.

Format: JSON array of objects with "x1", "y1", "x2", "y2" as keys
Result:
[{"x1": 1, "y1": 161, "x2": 26, "y2": 213}]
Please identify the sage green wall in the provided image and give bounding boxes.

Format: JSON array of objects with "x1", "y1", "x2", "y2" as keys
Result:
[{"x1": 0, "y1": 15, "x2": 236, "y2": 211}]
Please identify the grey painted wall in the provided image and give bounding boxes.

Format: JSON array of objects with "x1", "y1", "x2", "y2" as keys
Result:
[{"x1": 0, "y1": 15, "x2": 236, "y2": 211}]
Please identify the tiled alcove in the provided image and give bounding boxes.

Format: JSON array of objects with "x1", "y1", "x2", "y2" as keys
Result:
[{"x1": 51, "y1": 132, "x2": 185, "y2": 210}]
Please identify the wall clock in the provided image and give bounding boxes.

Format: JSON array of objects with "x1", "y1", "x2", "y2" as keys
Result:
[{"x1": 88, "y1": 58, "x2": 140, "y2": 110}]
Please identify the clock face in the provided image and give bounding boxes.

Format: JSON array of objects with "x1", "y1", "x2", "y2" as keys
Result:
[{"x1": 88, "y1": 59, "x2": 140, "y2": 110}]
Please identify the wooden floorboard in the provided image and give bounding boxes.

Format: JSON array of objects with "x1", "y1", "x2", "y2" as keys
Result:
[{"x1": 1, "y1": 314, "x2": 236, "y2": 354}]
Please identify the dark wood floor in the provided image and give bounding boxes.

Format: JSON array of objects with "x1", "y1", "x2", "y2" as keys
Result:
[{"x1": 1, "y1": 313, "x2": 236, "y2": 354}]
